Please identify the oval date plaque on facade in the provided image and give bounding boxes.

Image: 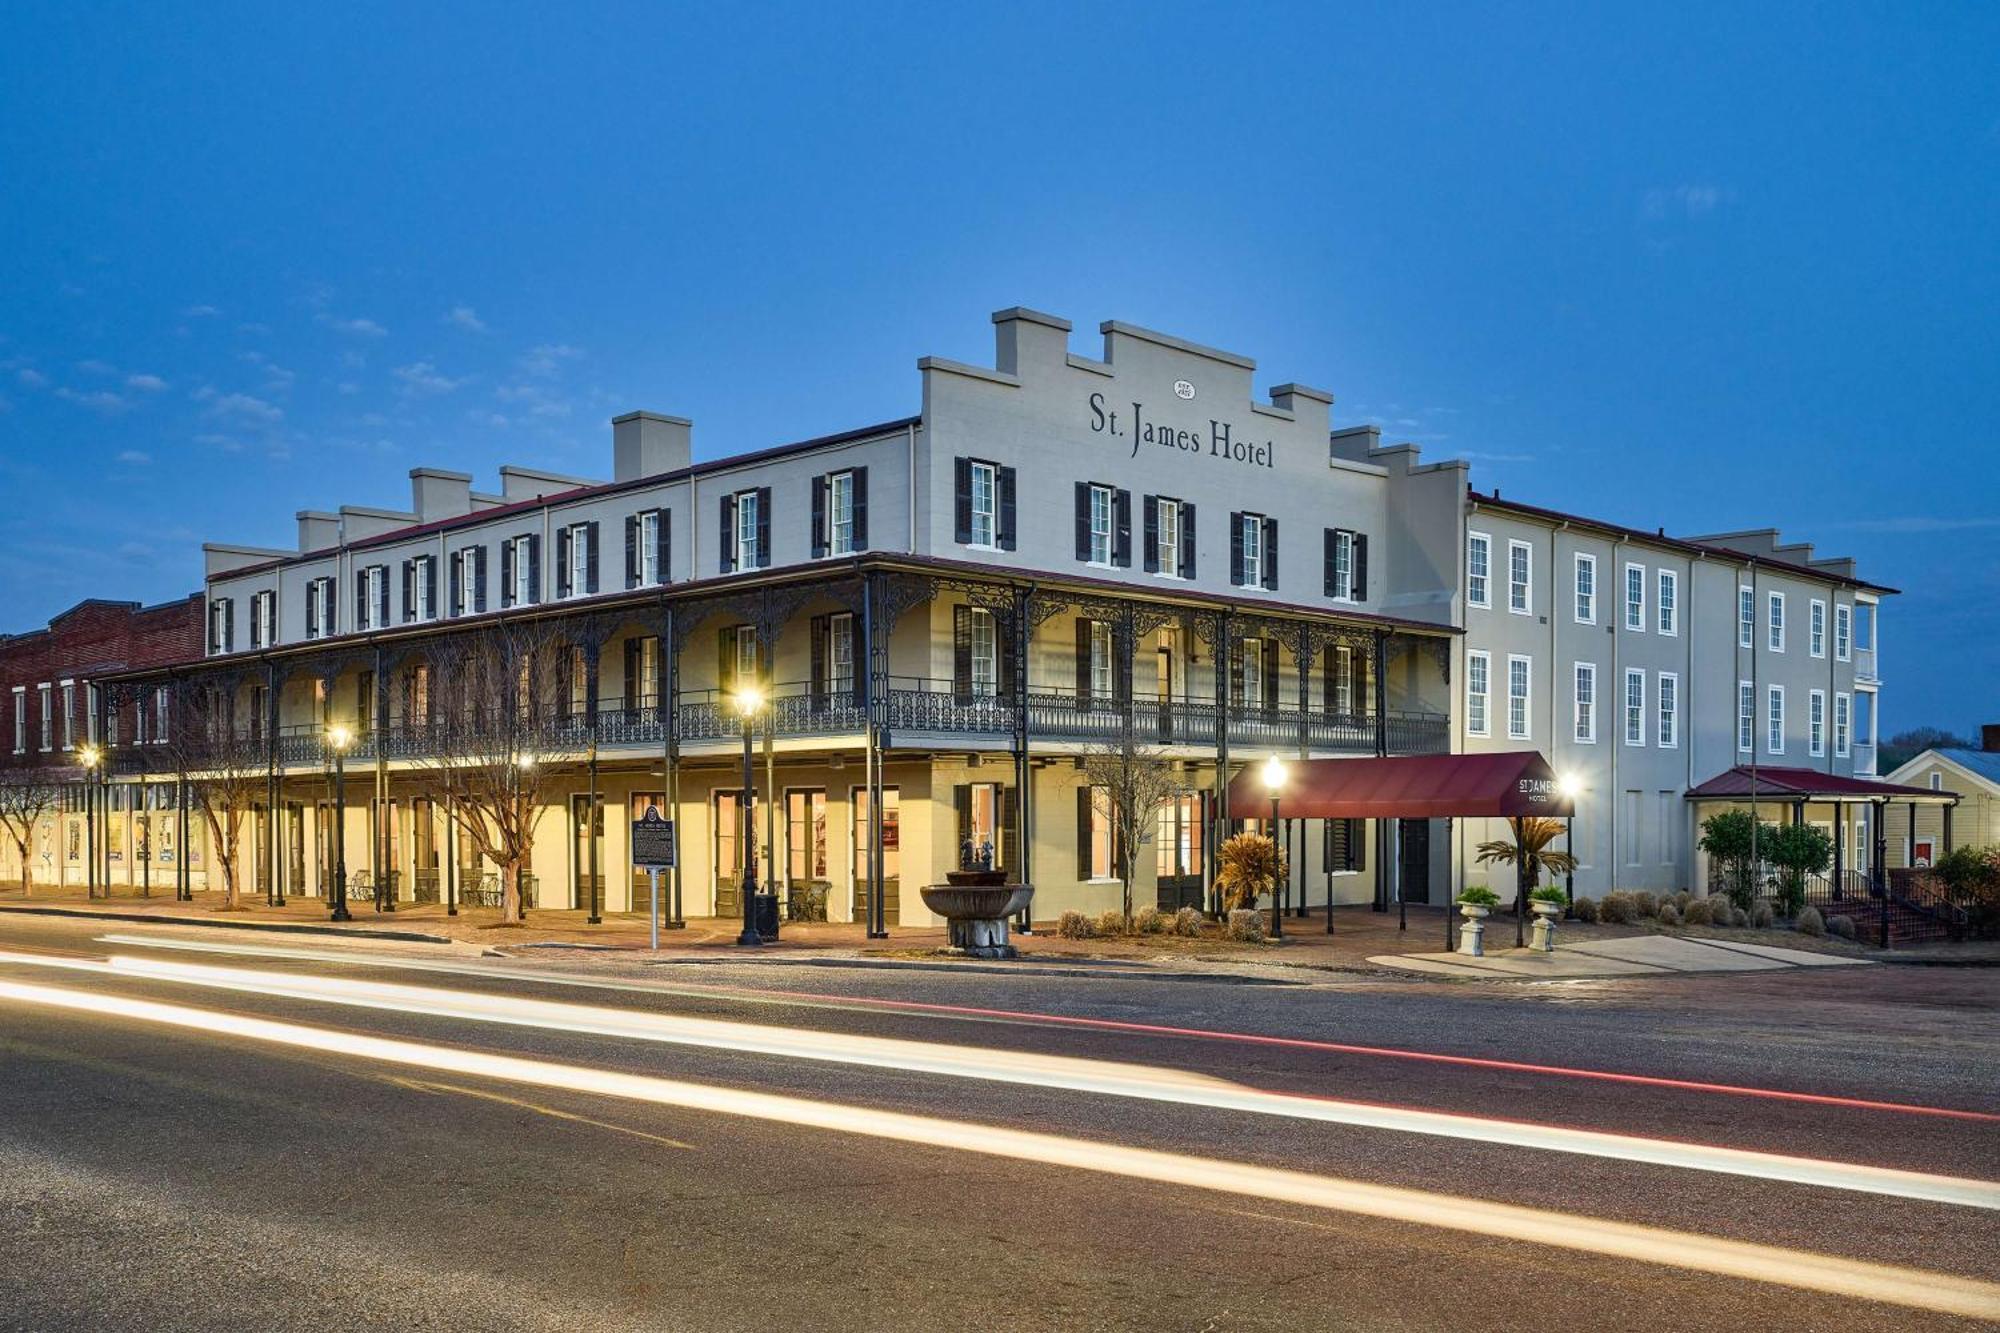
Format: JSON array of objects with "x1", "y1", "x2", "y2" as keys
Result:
[{"x1": 1173, "y1": 379, "x2": 1196, "y2": 400}]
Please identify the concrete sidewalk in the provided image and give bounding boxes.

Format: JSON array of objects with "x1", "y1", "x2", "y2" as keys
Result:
[{"x1": 1373, "y1": 933, "x2": 1873, "y2": 980}]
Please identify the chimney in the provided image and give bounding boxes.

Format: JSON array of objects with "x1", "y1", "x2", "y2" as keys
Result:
[
  {"x1": 1982, "y1": 724, "x2": 2000, "y2": 753},
  {"x1": 612, "y1": 411, "x2": 692, "y2": 482},
  {"x1": 296, "y1": 510, "x2": 340, "y2": 553},
  {"x1": 409, "y1": 468, "x2": 473, "y2": 523}
]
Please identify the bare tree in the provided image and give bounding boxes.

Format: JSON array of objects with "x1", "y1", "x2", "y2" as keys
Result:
[
  {"x1": 407, "y1": 620, "x2": 579, "y2": 924},
  {"x1": 159, "y1": 679, "x2": 269, "y2": 910},
  {"x1": 1076, "y1": 736, "x2": 1183, "y2": 926},
  {"x1": 0, "y1": 773, "x2": 61, "y2": 893}
]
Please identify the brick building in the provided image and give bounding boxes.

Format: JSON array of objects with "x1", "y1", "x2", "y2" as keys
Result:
[{"x1": 0, "y1": 595, "x2": 204, "y2": 889}]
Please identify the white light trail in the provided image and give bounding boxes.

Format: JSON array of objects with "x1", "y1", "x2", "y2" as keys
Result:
[
  {"x1": 8, "y1": 949, "x2": 1998, "y2": 1212},
  {"x1": 0, "y1": 973, "x2": 1994, "y2": 1322}
]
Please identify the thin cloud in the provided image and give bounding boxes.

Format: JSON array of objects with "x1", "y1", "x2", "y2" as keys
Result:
[
  {"x1": 393, "y1": 361, "x2": 464, "y2": 394},
  {"x1": 1642, "y1": 183, "x2": 1730, "y2": 221},
  {"x1": 183, "y1": 304, "x2": 221, "y2": 318},
  {"x1": 319, "y1": 314, "x2": 388, "y2": 337},
  {"x1": 519, "y1": 343, "x2": 583, "y2": 377},
  {"x1": 76, "y1": 358, "x2": 116, "y2": 376},
  {"x1": 193, "y1": 386, "x2": 284, "y2": 427},
  {"x1": 125, "y1": 373, "x2": 169, "y2": 392},
  {"x1": 54, "y1": 386, "x2": 130, "y2": 414},
  {"x1": 115, "y1": 449, "x2": 152, "y2": 466},
  {"x1": 16, "y1": 368, "x2": 47, "y2": 389},
  {"x1": 496, "y1": 382, "x2": 571, "y2": 418},
  {"x1": 445, "y1": 305, "x2": 488, "y2": 333}
]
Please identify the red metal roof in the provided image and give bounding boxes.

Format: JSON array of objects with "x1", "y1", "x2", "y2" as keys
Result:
[
  {"x1": 1226, "y1": 751, "x2": 1572, "y2": 820},
  {"x1": 1683, "y1": 765, "x2": 1956, "y2": 802}
]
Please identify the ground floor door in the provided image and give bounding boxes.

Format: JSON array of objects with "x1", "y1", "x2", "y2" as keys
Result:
[
  {"x1": 714, "y1": 789, "x2": 760, "y2": 918},
  {"x1": 571, "y1": 793, "x2": 605, "y2": 911},
  {"x1": 785, "y1": 788, "x2": 830, "y2": 921},
  {"x1": 1398, "y1": 818, "x2": 1431, "y2": 906},
  {"x1": 1155, "y1": 792, "x2": 1205, "y2": 912},
  {"x1": 412, "y1": 798, "x2": 440, "y2": 903},
  {"x1": 628, "y1": 791, "x2": 665, "y2": 912},
  {"x1": 253, "y1": 806, "x2": 270, "y2": 895},
  {"x1": 286, "y1": 803, "x2": 307, "y2": 897},
  {"x1": 315, "y1": 802, "x2": 335, "y2": 897},
  {"x1": 850, "y1": 785, "x2": 899, "y2": 926}
]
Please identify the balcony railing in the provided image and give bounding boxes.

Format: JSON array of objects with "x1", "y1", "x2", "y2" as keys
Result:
[{"x1": 120, "y1": 679, "x2": 1450, "y2": 772}]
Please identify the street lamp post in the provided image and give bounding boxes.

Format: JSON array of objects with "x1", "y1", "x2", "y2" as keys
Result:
[
  {"x1": 734, "y1": 686, "x2": 763, "y2": 947},
  {"x1": 327, "y1": 725, "x2": 352, "y2": 922},
  {"x1": 1262, "y1": 754, "x2": 1286, "y2": 941},
  {"x1": 80, "y1": 745, "x2": 102, "y2": 900}
]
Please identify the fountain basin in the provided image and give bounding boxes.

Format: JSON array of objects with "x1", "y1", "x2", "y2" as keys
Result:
[{"x1": 921, "y1": 883, "x2": 1034, "y2": 958}]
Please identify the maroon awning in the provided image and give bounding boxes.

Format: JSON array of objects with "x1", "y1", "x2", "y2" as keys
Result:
[
  {"x1": 1684, "y1": 765, "x2": 1958, "y2": 803},
  {"x1": 1226, "y1": 751, "x2": 1572, "y2": 821}
]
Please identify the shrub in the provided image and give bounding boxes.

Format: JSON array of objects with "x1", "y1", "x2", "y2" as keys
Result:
[
  {"x1": 1226, "y1": 909, "x2": 1266, "y2": 943},
  {"x1": 1659, "y1": 903, "x2": 1682, "y2": 927},
  {"x1": 1215, "y1": 833, "x2": 1285, "y2": 912},
  {"x1": 1095, "y1": 909, "x2": 1128, "y2": 938},
  {"x1": 1171, "y1": 905, "x2": 1204, "y2": 937},
  {"x1": 1751, "y1": 901, "x2": 1775, "y2": 929},
  {"x1": 1934, "y1": 845, "x2": 2000, "y2": 938},
  {"x1": 1056, "y1": 910, "x2": 1095, "y2": 940},
  {"x1": 1682, "y1": 898, "x2": 1713, "y2": 926},
  {"x1": 1796, "y1": 905, "x2": 1826, "y2": 937},
  {"x1": 1571, "y1": 896, "x2": 1600, "y2": 923},
  {"x1": 1826, "y1": 913, "x2": 1858, "y2": 940},
  {"x1": 1529, "y1": 885, "x2": 1568, "y2": 905},
  {"x1": 1600, "y1": 891, "x2": 1638, "y2": 924},
  {"x1": 1457, "y1": 886, "x2": 1501, "y2": 907},
  {"x1": 1717, "y1": 902, "x2": 1746, "y2": 928},
  {"x1": 1700, "y1": 810, "x2": 1780, "y2": 911},
  {"x1": 1632, "y1": 891, "x2": 1660, "y2": 919},
  {"x1": 1133, "y1": 905, "x2": 1166, "y2": 935},
  {"x1": 1766, "y1": 824, "x2": 1833, "y2": 918},
  {"x1": 1670, "y1": 890, "x2": 1693, "y2": 913}
]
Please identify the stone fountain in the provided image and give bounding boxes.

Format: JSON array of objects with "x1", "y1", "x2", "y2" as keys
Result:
[{"x1": 921, "y1": 841, "x2": 1033, "y2": 959}]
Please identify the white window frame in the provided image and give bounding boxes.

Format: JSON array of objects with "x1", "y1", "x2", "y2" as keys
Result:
[
  {"x1": 153, "y1": 686, "x2": 169, "y2": 743},
  {"x1": 735, "y1": 491, "x2": 760, "y2": 573},
  {"x1": 1835, "y1": 691, "x2": 1852, "y2": 757},
  {"x1": 1573, "y1": 662, "x2": 1596, "y2": 744},
  {"x1": 1623, "y1": 562, "x2": 1645, "y2": 632},
  {"x1": 639, "y1": 510, "x2": 662, "y2": 585},
  {"x1": 510, "y1": 535, "x2": 534, "y2": 606},
  {"x1": 828, "y1": 613, "x2": 854, "y2": 697},
  {"x1": 1809, "y1": 599, "x2": 1825, "y2": 658},
  {"x1": 1088, "y1": 620, "x2": 1114, "y2": 699},
  {"x1": 1507, "y1": 540, "x2": 1531, "y2": 615},
  {"x1": 1240, "y1": 635, "x2": 1264, "y2": 706},
  {"x1": 362, "y1": 564, "x2": 387, "y2": 631},
  {"x1": 1738, "y1": 586, "x2": 1754, "y2": 649},
  {"x1": 1809, "y1": 689, "x2": 1826, "y2": 757},
  {"x1": 1737, "y1": 680, "x2": 1754, "y2": 754},
  {"x1": 1240, "y1": 514, "x2": 1264, "y2": 588},
  {"x1": 1767, "y1": 684, "x2": 1785, "y2": 755},
  {"x1": 969, "y1": 608, "x2": 997, "y2": 698},
  {"x1": 1623, "y1": 668, "x2": 1645, "y2": 747},
  {"x1": 1330, "y1": 528, "x2": 1356, "y2": 602},
  {"x1": 1157, "y1": 499, "x2": 1181, "y2": 578},
  {"x1": 1466, "y1": 650, "x2": 1490, "y2": 738},
  {"x1": 565, "y1": 522, "x2": 589, "y2": 598},
  {"x1": 59, "y1": 681, "x2": 74, "y2": 751},
  {"x1": 1573, "y1": 553, "x2": 1596, "y2": 624},
  {"x1": 37, "y1": 684, "x2": 51, "y2": 751},
  {"x1": 1835, "y1": 603, "x2": 1851, "y2": 661},
  {"x1": 1331, "y1": 644, "x2": 1355, "y2": 714},
  {"x1": 1656, "y1": 569, "x2": 1677, "y2": 637},
  {"x1": 1466, "y1": 532, "x2": 1491, "y2": 609},
  {"x1": 968, "y1": 461, "x2": 997, "y2": 548},
  {"x1": 251, "y1": 590, "x2": 275, "y2": 648},
  {"x1": 412, "y1": 555, "x2": 434, "y2": 622},
  {"x1": 9, "y1": 687, "x2": 22, "y2": 755},
  {"x1": 1506, "y1": 654, "x2": 1531, "y2": 740},
  {"x1": 1087, "y1": 484, "x2": 1113, "y2": 566},
  {"x1": 1768, "y1": 591, "x2": 1785, "y2": 653},
  {"x1": 828, "y1": 471, "x2": 855, "y2": 556},
  {"x1": 1657, "y1": 671, "x2": 1678, "y2": 749}
]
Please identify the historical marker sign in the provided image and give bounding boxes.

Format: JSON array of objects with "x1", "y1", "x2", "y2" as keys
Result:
[{"x1": 631, "y1": 805, "x2": 676, "y2": 869}]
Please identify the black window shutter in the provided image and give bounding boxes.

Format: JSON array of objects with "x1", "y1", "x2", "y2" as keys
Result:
[
  {"x1": 1354, "y1": 534, "x2": 1369, "y2": 601},
  {"x1": 425, "y1": 557, "x2": 438, "y2": 619},
  {"x1": 585, "y1": 522, "x2": 600, "y2": 594},
  {"x1": 955, "y1": 785, "x2": 972, "y2": 862},
  {"x1": 306, "y1": 583, "x2": 320, "y2": 637},
  {"x1": 556, "y1": 528, "x2": 572, "y2": 598},
  {"x1": 625, "y1": 516, "x2": 638, "y2": 589},
  {"x1": 1143, "y1": 497, "x2": 1159, "y2": 573},
  {"x1": 355, "y1": 572, "x2": 367, "y2": 629},
  {"x1": 811, "y1": 475, "x2": 828, "y2": 559},
  {"x1": 473, "y1": 549, "x2": 487, "y2": 613},
  {"x1": 849, "y1": 614, "x2": 867, "y2": 706},
  {"x1": 327, "y1": 578, "x2": 338, "y2": 631},
  {"x1": 655, "y1": 510, "x2": 671, "y2": 582},
  {"x1": 1000, "y1": 786, "x2": 1018, "y2": 880},
  {"x1": 1230, "y1": 513, "x2": 1245, "y2": 586},
  {"x1": 1181, "y1": 503, "x2": 1196, "y2": 578},
  {"x1": 1075, "y1": 619, "x2": 1092, "y2": 702},
  {"x1": 719, "y1": 494, "x2": 735, "y2": 573},
  {"x1": 1114, "y1": 488, "x2": 1132, "y2": 568},
  {"x1": 952, "y1": 605, "x2": 972, "y2": 702},
  {"x1": 1262, "y1": 639, "x2": 1279, "y2": 712},
  {"x1": 810, "y1": 614, "x2": 828, "y2": 700},
  {"x1": 1263, "y1": 517, "x2": 1279, "y2": 591},
  {"x1": 851, "y1": 467, "x2": 868, "y2": 550},
  {"x1": 1076, "y1": 786, "x2": 1093, "y2": 881},
  {"x1": 718, "y1": 628, "x2": 735, "y2": 695},
  {"x1": 953, "y1": 457, "x2": 972, "y2": 543},
  {"x1": 500, "y1": 541, "x2": 514, "y2": 608},
  {"x1": 755, "y1": 487, "x2": 772, "y2": 567},
  {"x1": 1073, "y1": 483, "x2": 1090, "y2": 561},
  {"x1": 1323, "y1": 529, "x2": 1337, "y2": 599},
  {"x1": 226, "y1": 599, "x2": 236, "y2": 651},
  {"x1": 377, "y1": 568, "x2": 390, "y2": 628},
  {"x1": 997, "y1": 467, "x2": 1017, "y2": 550},
  {"x1": 526, "y1": 535, "x2": 541, "y2": 604},
  {"x1": 403, "y1": 560, "x2": 416, "y2": 622}
]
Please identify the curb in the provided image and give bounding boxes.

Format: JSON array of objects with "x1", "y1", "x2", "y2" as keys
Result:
[
  {"x1": 642, "y1": 955, "x2": 1306, "y2": 985},
  {"x1": 0, "y1": 903, "x2": 456, "y2": 946}
]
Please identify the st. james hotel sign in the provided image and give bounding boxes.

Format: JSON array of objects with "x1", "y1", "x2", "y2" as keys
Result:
[{"x1": 1086, "y1": 391, "x2": 1275, "y2": 469}]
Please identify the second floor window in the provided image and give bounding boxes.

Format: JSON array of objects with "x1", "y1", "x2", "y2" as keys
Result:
[
  {"x1": 1769, "y1": 592, "x2": 1786, "y2": 652},
  {"x1": 1624, "y1": 563, "x2": 1645, "y2": 631},
  {"x1": 251, "y1": 591, "x2": 275, "y2": 648},
  {"x1": 1324, "y1": 528, "x2": 1365, "y2": 602},
  {"x1": 1573, "y1": 662, "x2": 1596, "y2": 743},
  {"x1": 556, "y1": 521, "x2": 599, "y2": 599},
  {"x1": 1835, "y1": 603, "x2": 1852, "y2": 660},
  {"x1": 1089, "y1": 484, "x2": 1112, "y2": 564},
  {"x1": 10, "y1": 691, "x2": 21, "y2": 754},
  {"x1": 1738, "y1": 587, "x2": 1754, "y2": 648},
  {"x1": 1089, "y1": 620, "x2": 1113, "y2": 701},
  {"x1": 1507, "y1": 655, "x2": 1530, "y2": 739},
  {"x1": 60, "y1": 682, "x2": 74, "y2": 750},
  {"x1": 1835, "y1": 692, "x2": 1851, "y2": 756},
  {"x1": 970, "y1": 608, "x2": 997, "y2": 698},
  {"x1": 502, "y1": 534, "x2": 539, "y2": 607},
  {"x1": 1658, "y1": 673, "x2": 1678, "y2": 748},
  {"x1": 1466, "y1": 651, "x2": 1490, "y2": 737},
  {"x1": 1810, "y1": 600, "x2": 1825, "y2": 657},
  {"x1": 358, "y1": 564, "x2": 389, "y2": 630},
  {"x1": 1508, "y1": 541, "x2": 1531, "y2": 614},
  {"x1": 37, "y1": 684, "x2": 51, "y2": 750},
  {"x1": 817, "y1": 469, "x2": 864, "y2": 557},
  {"x1": 209, "y1": 598, "x2": 235, "y2": 654},
  {"x1": 1738, "y1": 681, "x2": 1754, "y2": 753},
  {"x1": 1233, "y1": 513, "x2": 1277, "y2": 590},
  {"x1": 1574, "y1": 553, "x2": 1595, "y2": 623},
  {"x1": 1809, "y1": 689, "x2": 1826, "y2": 756},
  {"x1": 1768, "y1": 685, "x2": 1785, "y2": 754},
  {"x1": 954, "y1": 457, "x2": 1015, "y2": 551},
  {"x1": 305, "y1": 576, "x2": 336, "y2": 639},
  {"x1": 1657, "y1": 570, "x2": 1677, "y2": 636},
  {"x1": 1624, "y1": 668, "x2": 1644, "y2": 746},
  {"x1": 1467, "y1": 533, "x2": 1491, "y2": 608},
  {"x1": 406, "y1": 555, "x2": 437, "y2": 623},
  {"x1": 720, "y1": 488, "x2": 771, "y2": 572},
  {"x1": 1147, "y1": 496, "x2": 1192, "y2": 578},
  {"x1": 970, "y1": 462, "x2": 996, "y2": 546}
]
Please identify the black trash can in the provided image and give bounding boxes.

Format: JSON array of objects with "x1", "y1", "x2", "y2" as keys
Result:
[{"x1": 753, "y1": 892, "x2": 781, "y2": 941}]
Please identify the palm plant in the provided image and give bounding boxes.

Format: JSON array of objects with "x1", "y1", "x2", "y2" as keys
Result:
[{"x1": 1474, "y1": 816, "x2": 1579, "y2": 944}]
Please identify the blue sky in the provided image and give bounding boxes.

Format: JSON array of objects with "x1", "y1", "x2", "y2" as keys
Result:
[{"x1": 1, "y1": 3, "x2": 1994, "y2": 729}]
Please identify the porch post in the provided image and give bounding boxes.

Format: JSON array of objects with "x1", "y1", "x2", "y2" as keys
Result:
[
  {"x1": 1832, "y1": 802, "x2": 1844, "y2": 900},
  {"x1": 663, "y1": 600, "x2": 683, "y2": 928},
  {"x1": 374, "y1": 645, "x2": 391, "y2": 910},
  {"x1": 863, "y1": 575, "x2": 886, "y2": 938},
  {"x1": 1943, "y1": 801, "x2": 1954, "y2": 857},
  {"x1": 1212, "y1": 611, "x2": 1231, "y2": 919},
  {"x1": 1874, "y1": 799, "x2": 1889, "y2": 948},
  {"x1": 267, "y1": 662, "x2": 283, "y2": 905},
  {"x1": 1011, "y1": 587, "x2": 1032, "y2": 933}
]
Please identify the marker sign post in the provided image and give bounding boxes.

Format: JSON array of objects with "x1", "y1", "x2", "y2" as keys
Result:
[{"x1": 631, "y1": 806, "x2": 677, "y2": 951}]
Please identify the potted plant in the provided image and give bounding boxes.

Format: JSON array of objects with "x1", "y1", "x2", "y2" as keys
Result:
[
  {"x1": 1528, "y1": 885, "x2": 1567, "y2": 952},
  {"x1": 1455, "y1": 886, "x2": 1501, "y2": 956}
]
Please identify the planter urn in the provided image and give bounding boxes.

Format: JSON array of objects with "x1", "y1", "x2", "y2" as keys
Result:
[
  {"x1": 1457, "y1": 903, "x2": 1490, "y2": 957},
  {"x1": 1529, "y1": 899, "x2": 1562, "y2": 953}
]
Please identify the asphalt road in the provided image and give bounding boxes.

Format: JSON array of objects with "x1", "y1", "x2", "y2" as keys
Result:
[{"x1": 0, "y1": 913, "x2": 1995, "y2": 1331}]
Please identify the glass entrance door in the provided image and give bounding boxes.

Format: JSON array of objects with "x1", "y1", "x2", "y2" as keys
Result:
[
  {"x1": 850, "y1": 786, "x2": 900, "y2": 926},
  {"x1": 1155, "y1": 792, "x2": 1205, "y2": 911}
]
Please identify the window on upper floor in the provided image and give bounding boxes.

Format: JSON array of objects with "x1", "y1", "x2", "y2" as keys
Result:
[
  {"x1": 1466, "y1": 651, "x2": 1490, "y2": 738},
  {"x1": 1809, "y1": 689, "x2": 1826, "y2": 757},
  {"x1": 9, "y1": 690, "x2": 22, "y2": 755},
  {"x1": 1506, "y1": 655, "x2": 1531, "y2": 739},
  {"x1": 1809, "y1": 599, "x2": 1825, "y2": 658},
  {"x1": 1467, "y1": 532, "x2": 1491, "y2": 609},
  {"x1": 250, "y1": 590, "x2": 276, "y2": 648},
  {"x1": 1507, "y1": 541, "x2": 1531, "y2": 614},
  {"x1": 556, "y1": 521, "x2": 598, "y2": 599},
  {"x1": 1573, "y1": 662, "x2": 1596, "y2": 743},
  {"x1": 1738, "y1": 586, "x2": 1754, "y2": 649},
  {"x1": 1624, "y1": 563, "x2": 1645, "y2": 632},
  {"x1": 1737, "y1": 681, "x2": 1754, "y2": 753},
  {"x1": 1657, "y1": 570, "x2": 1677, "y2": 636},
  {"x1": 1574, "y1": 553, "x2": 1596, "y2": 624},
  {"x1": 1835, "y1": 692, "x2": 1851, "y2": 756},
  {"x1": 1767, "y1": 685, "x2": 1785, "y2": 754},
  {"x1": 1147, "y1": 496, "x2": 1192, "y2": 578},
  {"x1": 1324, "y1": 528, "x2": 1367, "y2": 602},
  {"x1": 1835, "y1": 603, "x2": 1851, "y2": 660},
  {"x1": 1623, "y1": 668, "x2": 1645, "y2": 746},
  {"x1": 1768, "y1": 592, "x2": 1786, "y2": 652},
  {"x1": 1232, "y1": 512, "x2": 1277, "y2": 590},
  {"x1": 1658, "y1": 672, "x2": 1678, "y2": 748},
  {"x1": 37, "y1": 684, "x2": 51, "y2": 751}
]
